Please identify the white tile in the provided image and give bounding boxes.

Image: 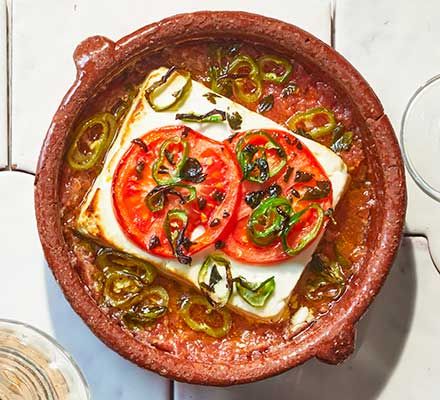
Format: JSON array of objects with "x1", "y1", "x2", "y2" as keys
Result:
[
  {"x1": 175, "y1": 237, "x2": 440, "y2": 400},
  {"x1": 336, "y1": 0, "x2": 440, "y2": 267},
  {"x1": 0, "y1": 170, "x2": 170, "y2": 400},
  {"x1": 0, "y1": 0, "x2": 7, "y2": 168},
  {"x1": 11, "y1": 0, "x2": 331, "y2": 173}
]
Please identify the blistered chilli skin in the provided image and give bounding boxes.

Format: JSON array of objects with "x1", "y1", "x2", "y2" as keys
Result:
[{"x1": 58, "y1": 40, "x2": 374, "y2": 364}]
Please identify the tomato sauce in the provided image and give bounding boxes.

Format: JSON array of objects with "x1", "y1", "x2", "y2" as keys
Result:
[{"x1": 59, "y1": 41, "x2": 374, "y2": 362}]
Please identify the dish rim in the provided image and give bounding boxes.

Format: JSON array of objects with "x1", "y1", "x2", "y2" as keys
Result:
[{"x1": 34, "y1": 11, "x2": 406, "y2": 386}]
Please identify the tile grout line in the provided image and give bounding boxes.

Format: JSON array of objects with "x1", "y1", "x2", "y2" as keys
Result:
[
  {"x1": 3, "y1": 0, "x2": 35, "y2": 177},
  {"x1": 5, "y1": 0, "x2": 11, "y2": 170},
  {"x1": 169, "y1": 379, "x2": 174, "y2": 400},
  {"x1": 330, "y1": 0, "x2": 336, "y2": 49}
]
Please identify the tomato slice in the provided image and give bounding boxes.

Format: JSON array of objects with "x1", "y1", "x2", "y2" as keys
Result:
[
  {"x1": 113, "y1": 126, "x2": 241, "y2": 261},
  {"x1": 222, "y1": 129, "x2": 332, "y2": 264}
]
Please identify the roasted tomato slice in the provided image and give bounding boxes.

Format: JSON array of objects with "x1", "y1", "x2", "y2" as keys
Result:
[
  {"x1": 113, "y1": 126, "x2": 241, "y2": 261},
  {"x1": 223, "y1": 129, "x2": 332, "y2": 264}
]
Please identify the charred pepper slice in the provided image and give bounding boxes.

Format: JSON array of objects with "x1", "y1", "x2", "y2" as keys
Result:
[
  {"x1": 180, "y1": 295, "x2": 232, "y2": 338},
  {"x1": 236, "y1": 131, "x2": 287, "y2": 183},
  {"x1": 66, "y1": 112, "x2": 116, "y2": 170},
  {"x1": 103, "y1": 270, "x2": 143, "y2": 309},
  {"x1": 258, "y1": 55, "x2": 292, "y2": 84},
  {"x1": 234, "y1": 276, "x2": 275, "y2": 307},
  {"x1": 145, "y1": 67, "x2": 192, "y2": 112},
  {"x1": 123, "y1": 286, "x2": 169, "y2": 329},
  {"x1": 152, "y1": 137, "x2": 189, "y2": 185},
  {"x1": 247, "y1": 197, "x2": 292, "y2": 246},
  {"x1": 96, "y1": 248, "x2": 156, "y2": 285},
  {"x1": 145, "y1": 184, "x2": 196, "y2": 212},
  {"x1": 281, "y1": 204, "x2": 325, "y2": 256},
  {"x1": 287, "y1": 107, "x2": 336, "y2": 139},
  {"x1": 198, "y1": 254, "x2": 233, "y2": 308},
  {"x1": 228, "y1": 55, "x2": 263, "y2": 103},
  {"x1": 164, "y1": 209, "x2": 191, "y2": 264}
]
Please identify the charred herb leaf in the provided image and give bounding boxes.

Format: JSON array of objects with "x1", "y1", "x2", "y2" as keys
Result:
[
  {"x1": 295, "y1": 170, "x2": 313, "y2": 183},
  {"x1": 280, "y1": 82, "x2": 298, "y2": 98},
  {"x1": 331, "y1": 125, "x2": 353, "y2": 152},
  {"x1": 212, "y1": 189, "x2": 226, "y2": 203},
  {"x1": 267, "y1": 184, "x2": 282, "y2": 197},
  {"x1": 180, "y1": 157, "x2": 206, "y2": 183},
  {"x1": 257, "y1": 94, "x2": 274, "y2": 114},
  {"x1": 209, "y1": 265, "x2": 222, "y2": 289},
  {"x1": 226, "y1": 111, "x2": 243, "y2": 130},
  {"x1": 302, "y1": 181, "x2": 331, "y2": 200},
  {"x1": 203, "y1": 92, "x2": 221, "y2": 104},
  {"x1": 132, "y1": 138, "x2": 148, "y2": 153},
  {"x1": 283, "y1": 166, "x2": 293, "y2": 183},
  {"x1": 175, "y1": 109, "x2": 226, "y2": 123},
  {"x1": 145, "y1": 184, "x2": 196, "y2": 212},
  {"x1": 244, "y1": 190, "x2": 265, "y2": 209}
]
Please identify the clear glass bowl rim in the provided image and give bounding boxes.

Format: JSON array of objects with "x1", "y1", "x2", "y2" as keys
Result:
[
  {"x1": 400, "y1": 73, "x2": 440, "y2": 202},
  {"x1": 0, "y1": 318, "x2": 91, "y2": 399}
]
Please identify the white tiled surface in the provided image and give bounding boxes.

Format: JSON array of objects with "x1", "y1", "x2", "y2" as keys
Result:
[
  {"x1": 11, "y1": 0, "x2": 331, "y2": 173},
  {"x1": 0, "y1": 170, "x2": 170, "y2": 399},
  {"x1": 1, "y1": 1, "x2": 440, "y2": 399},
  {"x1": 336, "y1": 0, "x2": 440, "y2": 268},
  {"x1": 176, "y1": 238, "x2": 439, "y2": 400},
  {"x1": 0, "y1": 0, "x2": 7, "y2": 168}
]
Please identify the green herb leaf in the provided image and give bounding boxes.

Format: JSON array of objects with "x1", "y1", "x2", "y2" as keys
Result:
[
  {"x1": 257, "y1": 94, "x2": 274, "y2": 114},
  {"x1": 302, "y1": 181, "x2": 331, "y2": 200}
]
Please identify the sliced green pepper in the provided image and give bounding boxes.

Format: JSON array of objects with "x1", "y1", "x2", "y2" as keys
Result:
[
  {"x1": 96, "y1": 248, "x2": 156, "y2": 285},
  {"x1": 145, "y1": 184, "x2": 196, "y2": 212},
  {"x1": 287, "y1": 107, "x2": 336, "y2": 139},
  {"x1": 236, "y1": 131, "x2": 286, "y2": 183},
  {"x1": 111, "y1": 84, "x2": 138, "y2": 121},
  {"x1": 152, "y1": 137, "x2": 189, "y2": 185},
  {"x1": 208, "y1": 65, "x2": 232, "y2": 97},
  {"x1": 234, "y1": 276, "x2": 275, "y2": 307},
  {"x1": 198, "y1": 254, "x2": 232, "y2": 308},
  {"x1": 103, "y1": 270, "x2": 143, "y2": 309},
  {"x1": 66, "y1": 112, "x2": 116, "y2": 170},
  {"x1": 145, "y1": 67, "x2": 192, "y2": 112},
  {"x1": 175, "y1": 109, "x2": 226, "y2": 123},
  {"x1": 282, "y1": 204, "x2": 325, "y2": 256},
  {"x1": 228, "y1": 55, "x2": 262, "y2": 103},
  {"x1": 258, "y1": 55, "x2": 292, "y2": 84},
  {"x1": 164, "y1": 209, "x2": 191, "y2": 264},
  {"x1": 180, "y1": 295, "x2": 232, "y2": 338},
  {"x1": 247, "y1": 197, "x2": 291, "y2": 246},
  {"x1": 123, "y1": 286, "x2": 169, "y2": 329}
]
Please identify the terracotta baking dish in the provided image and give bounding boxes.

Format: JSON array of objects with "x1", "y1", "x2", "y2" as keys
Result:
[{"x1": 34, "y1": 11, "x2": 406, "y2": 385}]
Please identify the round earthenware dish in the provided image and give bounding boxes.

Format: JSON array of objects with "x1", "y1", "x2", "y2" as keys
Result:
[{"x1": 35, "y1": 11, "x2": 406, "y2": 385}]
